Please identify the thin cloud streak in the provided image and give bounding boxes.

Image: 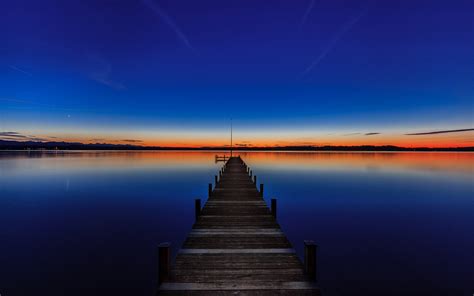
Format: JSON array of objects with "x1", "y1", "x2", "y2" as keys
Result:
[
  {"x1": 0, "y1": 97, "x2": 81, "y2": 112},
  {"x1": 9, "y1": 65, "x2": 32, "y2": 76},
  {"x1": 87, "y1": 54, "x2": 126, "y2": 90},
  {"x1": 91, "y1": 75, "x2": 126, "y2": 90},
  {"x1": 299, "y1": 0, "x2": 315, "y2": 28},
  {"x1": 299, "y1": 9, "x2": 367, "y2": 78},
  {"x1": 343, "y1": 132, "x2": 361, "y2": 136},
  {"x1": 121, "y1": 139, "x2": 143, "y2": 143},
  {"x1": 365, "y1": 132, "x2": 380, "y2": 136},
  {"x1": 0, "y1": 131, "x2": 47, "y2": 142},
  {"x1": 0, "y1": 132, "x2": 27, "y2": 138},
  {"x1": 405, "y1": 128, "x2": 474, "y2": 135},
  {"x1": 143, "y1": 0, "x2": 196, "y2": 53}
]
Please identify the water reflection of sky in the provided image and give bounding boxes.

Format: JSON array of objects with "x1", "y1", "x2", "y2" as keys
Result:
[{"x1": 0, "y1": 151, "x2": 473, "y2": 296}]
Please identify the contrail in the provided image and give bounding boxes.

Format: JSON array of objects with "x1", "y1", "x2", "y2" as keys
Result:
[
  {"x1": 0, "y1": 97, "x2": 96, "y2": 113},
  {"x1": 405, "y1": 128, "x2": 474, "y2": 135},
  {"x1": 143, "y1": 0, "x2": 196, "y2": 53},
  {"x1": 299, "y1": 0, "x2": 315, "y2": 28},
  {"x1": 9, "y1": 65, "x2": 32, "y2": 76},
  {"x1": 87, "y1": 53, "x2": 126, "y2": 90},
  {"x1": 0, "y1": 98, "x2": 77, "y2": 111},
  {"x1": 299, "y1": 9, "x2": 367, "y2": 78}
]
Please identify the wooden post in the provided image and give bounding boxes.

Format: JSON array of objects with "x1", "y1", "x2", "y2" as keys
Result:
[
  {"x1": 195, "y1": 198, "x2": 201, "y2": 221},
  {"x1": 219, "y1": 171, "x2": 222, "y2": 180},
  {"x1": 158, "y1": 242, "x2": 170, "y2": 285},
  {"x1": 254, "y1": 175, "x2": 257, "y2": 184},
  {"x1": 271, "y1": 198, "x2": 277, "y2": 218},
  {"x1": 215, "y1": 175, "x2": 218, "y2": 186},
  {"x1": 304, "y1": 240, "x2": 317, "y2": 282},
  {"x1": 208, "y1": 183, "x2": 212, "y2": 198},
  {"x1": 260, "y1": 183, "x2": 264, "y2": 197}
]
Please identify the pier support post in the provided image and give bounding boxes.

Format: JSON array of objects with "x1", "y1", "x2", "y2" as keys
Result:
[
  {"x1": 215, "y1": 175, "x2": 218, "y2": 186},
  {"x1": 271, "y1": 198, "x2": 277, "y2": 218},
  {"x1": 254, "y1": 175, "x2": 257, "y2": 184},
  {"x1": 195, "y1": 198, "x2": 201, "y2": 221},
  {"x1": 304, "y1": 240, "x2": 317, "y2": 282},
  {"x1": 158, "y1": 242, "x2": 170, "y2": 285},
  {"x1": 208, "y1": 183, "x2": 212, "y2": 198},
  {"x1": 219, "y1": 171, "x2": 222, "y2": 180},
  {"x1": 260, "y1": 183, "x2": 264, "y2": 197}
]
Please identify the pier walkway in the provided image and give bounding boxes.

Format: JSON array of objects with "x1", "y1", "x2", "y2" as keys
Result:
[{"x1": 158, "y1": 156, "x2": 320, "y2": 295}]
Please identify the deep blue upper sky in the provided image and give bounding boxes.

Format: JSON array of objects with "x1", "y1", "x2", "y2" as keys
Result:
[{"x1": 0, "y1": 0, "x2": 473, "y2": 146}]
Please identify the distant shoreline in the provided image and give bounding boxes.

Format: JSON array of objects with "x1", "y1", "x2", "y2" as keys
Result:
[{"x1": 0, "y1": 140, "x2": 472, "y2": 152}]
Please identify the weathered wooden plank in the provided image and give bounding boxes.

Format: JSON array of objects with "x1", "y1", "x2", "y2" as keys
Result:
[
  {"x1": 205, "y1": 201, "x2": 267, "y2": 204},
  {"x1": 158, "y1": 156, "x2": 319, "y2": 295},
  {"x1": 160, "y1": 281, "x2": 319, "y2": 291},
  {"x1": 193, "y1": 224, "x2": 280, "y2": 229},
  {"x1": 174, "y1": 254, "x2": 303, "y2": 269},
  {"x1": 178, "y1": 248, "x2": 296, "y2": 254},
  {"x1": 189, "y1": 228, "x2": 282, "y2": 232},
  {"x1": 159, "y1": 290, "x2": 319, "y2": 296},
  {"x1": 171, "y1": 273, "x2": 309, "y2": 284},
  {"x1": 188, "y1": 230, "x2": 284, "y2": 236}
]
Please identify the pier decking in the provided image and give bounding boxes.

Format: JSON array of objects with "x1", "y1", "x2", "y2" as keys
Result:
[{"x1": 158, "y1": 156, "x2": 320, "y2": 295}]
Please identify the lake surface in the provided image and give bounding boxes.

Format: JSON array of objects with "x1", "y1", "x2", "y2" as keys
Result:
[{"x1": 0, "y1": 151, "x2": 473, "y2": 296}]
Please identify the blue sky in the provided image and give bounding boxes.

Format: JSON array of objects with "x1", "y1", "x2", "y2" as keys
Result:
[{"x1": 0, "y1": 0, "x2": 473, "y2": 146}]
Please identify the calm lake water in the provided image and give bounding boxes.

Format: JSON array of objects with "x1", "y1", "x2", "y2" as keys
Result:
[{"x1": 0, "y1": 151, "x2": 473, "y2": 296}]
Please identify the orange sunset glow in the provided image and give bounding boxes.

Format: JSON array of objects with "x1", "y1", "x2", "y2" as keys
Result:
[{"x1": 7, "y1": 128, "x2": 472, "y2": 148}]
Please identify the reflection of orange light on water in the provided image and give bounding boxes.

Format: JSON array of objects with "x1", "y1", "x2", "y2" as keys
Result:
[
  {"x1": 237, "y1": 151, "x2": 474, "y2": 175},
  {"x1": 63, "y1": 151, "x2": 224, "y2": 167},
  {"x1": 6, "y1": 151, "x2": 472, "y2": 176}
]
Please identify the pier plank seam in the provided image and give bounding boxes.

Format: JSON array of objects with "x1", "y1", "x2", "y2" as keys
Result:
[{"x1": 158, "y1": 156, "x2": 320, "y2": 295}]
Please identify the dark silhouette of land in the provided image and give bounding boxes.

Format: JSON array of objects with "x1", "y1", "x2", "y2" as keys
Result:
[{"x1": 0, "y1": 139, "x2": 472, "y2": 151}]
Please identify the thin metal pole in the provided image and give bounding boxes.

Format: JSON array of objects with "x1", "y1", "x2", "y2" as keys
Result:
[{"x1": 230, "y1": 118, "x2": 233, "y2": 157}]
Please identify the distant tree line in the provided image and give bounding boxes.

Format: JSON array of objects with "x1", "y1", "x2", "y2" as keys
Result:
[{"x1": 1, "y1": 139, "x2": 472, "y2": 151}]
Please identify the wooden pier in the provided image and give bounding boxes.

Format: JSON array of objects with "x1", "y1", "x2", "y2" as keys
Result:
[
  {"x1": 215, "y1": 155, "x2": 230, "y2": 163},
  {"x1": 158, "y1": 156, "x2": 320, "y2": 295}
]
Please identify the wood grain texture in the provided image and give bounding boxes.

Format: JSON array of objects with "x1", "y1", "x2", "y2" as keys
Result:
[{"x1": 158, "y1": 156, "x2": 320, "y2": 295}]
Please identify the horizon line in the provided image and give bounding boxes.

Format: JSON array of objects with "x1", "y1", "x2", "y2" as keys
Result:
[{"x1": 0, "y1": 139, "x2": 473, "y2": 151}]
